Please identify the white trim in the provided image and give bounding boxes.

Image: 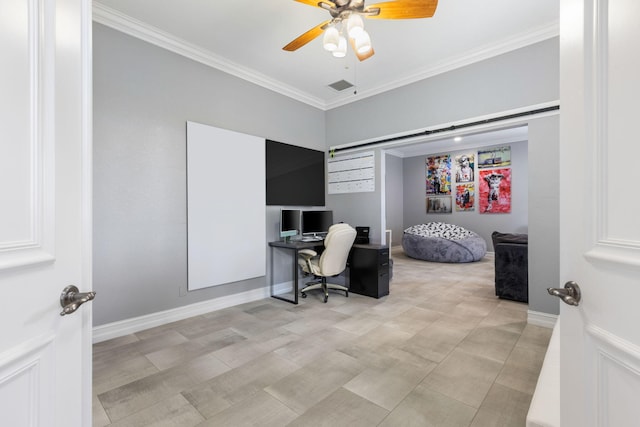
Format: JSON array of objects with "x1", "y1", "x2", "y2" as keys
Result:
[
  {"x1": 527, "y1": 310, "x2": 558, "y2": 328},
  {"x1": 329, "y1": 101, "x2": 560, "y2": 154},
  {"x1": 92, "y1": 284, "x2": 293, "y2": 343},
  {"x1": 527, "y1": 320, "x2": 560, "y2": 427},
  {"x1": 92, "y1": 2, "x2": 558, "y2": 111}
]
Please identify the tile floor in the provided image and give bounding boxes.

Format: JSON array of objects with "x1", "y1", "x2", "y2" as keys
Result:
[{"x1": 93, "y1": 248, "x2": 552, "y2": 427}]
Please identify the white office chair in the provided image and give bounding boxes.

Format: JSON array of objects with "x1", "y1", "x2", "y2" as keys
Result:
[{"x1": 298, "y1": 223, "x2": 357, "y2": 303}]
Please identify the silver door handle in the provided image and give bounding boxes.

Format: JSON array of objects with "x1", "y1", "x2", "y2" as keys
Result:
[
  {"x1": 60, "y1": 285, "x2": 96, "y2": 316},
  {"x1": 547, "y1": 281, "x2": 581, "y2": 306}
]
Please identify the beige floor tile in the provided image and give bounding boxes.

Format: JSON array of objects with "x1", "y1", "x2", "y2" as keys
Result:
[
  {"x1": 401, "y1": 323, "x2": 469, "y2": 363},
  {"x1": 264, "y1": 350, "x2": 364, "y2": 414},
  {"x1": 495, "y1": 345, "x2": 546, "y2": 395},
  {"x1": 422, "y1": 348, "x2": 504, "y2": 408},
  {"x1": 470, "y1": 383, "x2": 532, "y2": 427},
  {"x1": 457, "y1": 326, "x2": 520, "y2": 363},
  {"x1": 107, "y1": 394, "x2": 205, "y2": 427},
  {"x1": 333, "y1": 313, "x2": 384, "y2": 336},
  {"x1": 93, "y1": 394, "x2": 111, "y2": 427},
  {"x1": 344, "y1": 359, "x2": 436, "y2": 410},
  {"x1": 353, "y1": 324, "x2": 416, "y2": 352},
  {"x1": 385, "y1": 306, "x2": 442, "y2": 335},
  {"x1": 93, "y1": 334, "x2": 141, "y2": 354},
  {"x1": 98, "y1": 353, "x2": 230, "y2": 422},
  {"x1": 287, "y1": 387, "x2": 389, "y2": 427},
  {"x1": 515, "y1": 324, "x2": 553, "y2": 352},
  {"x1": 197, "y1": 390, "x2": 298, "y2": 427},
  {"x1": 379, "y1": 383, "x2": 477, "y2": 427},
  {"x1": 93, "y1": 352, "x2": 160, "y2": 395},
  {"x1": 182, "y1": 352, "x2": 298, "y2": 418}
]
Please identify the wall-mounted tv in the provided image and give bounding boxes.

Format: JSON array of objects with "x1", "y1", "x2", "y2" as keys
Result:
[{"x1": 266, "y1": 140, "x2": 325, "y2": 206}]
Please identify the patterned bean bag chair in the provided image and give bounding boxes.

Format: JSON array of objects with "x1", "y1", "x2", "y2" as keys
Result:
[{"x1": 402, "y1": 222, "x2": 487, "y2": 263}]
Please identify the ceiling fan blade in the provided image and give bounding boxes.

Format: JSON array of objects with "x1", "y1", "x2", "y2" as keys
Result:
[
  {"x1": 365, "y1": 0, "x2": 438, "y2": 19},
  {"x1": 283, "y1": 20, "x2": 331, "y2": 51},
  {"x1": 349, "y1": 38, "x2": 375, "y2": 61}
]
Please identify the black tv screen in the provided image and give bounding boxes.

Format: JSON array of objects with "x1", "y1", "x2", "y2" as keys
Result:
[{"x1": 266, "y1": 140, "x2": 325, "y2": 206}]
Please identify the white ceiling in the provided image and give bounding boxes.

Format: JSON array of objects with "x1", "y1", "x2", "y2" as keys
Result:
[{"x1": 93, "y1": 0, "x2": 559, "y2": 110}]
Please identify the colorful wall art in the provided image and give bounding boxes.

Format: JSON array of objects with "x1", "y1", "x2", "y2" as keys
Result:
[
  {"x1": 454, "y1": 153, "x2": 475, "y2": 183},
  {"x1": 455, "y1": 184, "x2": 475, "y2": 211},
  {"x1": 426, "y1": 196, "x2": 452, "y2": 213},
  {"x1": 478, "y1": 146, "x2": 511, "y2": 168},
  {"x1": 426, "y1": 155, "x2": 451, "y2": 195},
  {"x1": 478, "y1": 168, "x2": 512, "y2": 213}
]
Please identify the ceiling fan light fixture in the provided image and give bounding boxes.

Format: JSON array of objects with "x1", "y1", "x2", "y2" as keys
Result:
[
  {"x1": 354, "y1": 30, "x2": 372, "y2": 54},
  {"x1": 323, "y1": 25, "x2": 339, "y2": 51},
  {"x1": 347, "y1": 14, "x2": 364, "y2": 39},
  {"x1": 332, "y1": 36, "x2": 347, "y2": 57}
]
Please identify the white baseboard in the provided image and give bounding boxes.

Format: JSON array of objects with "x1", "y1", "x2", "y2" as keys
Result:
[
  {"x1": 93, "y1": 282, "x2": 293, "y2": 343},
  {"x1": 527, "y1": 310, "x2": 558, "y2": 328}
]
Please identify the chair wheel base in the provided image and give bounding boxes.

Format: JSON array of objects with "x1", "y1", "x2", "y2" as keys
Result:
[{"x1": 301, "y1": 292, "x2": 306, "y2": 298}]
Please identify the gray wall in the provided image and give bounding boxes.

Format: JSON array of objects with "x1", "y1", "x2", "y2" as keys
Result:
[
  {"x1": 402, "y1": 141, "x2": 529, "y2": 251},
  {"x1": 325, "y1": 38, "x2": 559, "y2": 315},
  {"x1": 385, "y1": 153, "x2": 405, "y2": 247},
  {"x1": 93, "y1": 24, "x2": 325, "y2": 326},
  {"x1": 326, "y1": 39, "x2": 559, "y2": 146},
  {"x1": 527, "y1": 116, "x2": 560, "y2": 315}
]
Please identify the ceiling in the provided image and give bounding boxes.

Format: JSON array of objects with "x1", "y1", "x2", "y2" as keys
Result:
[{"x1": 93, "y1": 0, "x2": 559, "y2": 110}]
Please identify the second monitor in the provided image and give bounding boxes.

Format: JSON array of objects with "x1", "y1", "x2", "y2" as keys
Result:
[{"x1": 301, "y1": 210, "x2": 333, "y2": 239}]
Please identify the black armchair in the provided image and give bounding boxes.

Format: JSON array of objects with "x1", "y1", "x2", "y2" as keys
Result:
[{"x1": 492, "y1": 231, "x2": 528, "y2": 303}]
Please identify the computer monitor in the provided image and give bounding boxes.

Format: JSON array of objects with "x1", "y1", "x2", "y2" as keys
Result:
[
  {"x1": 280, "y1": 209, "x2": 300, "y2": 240},
  {"x1": 301, "y1": 210, "x2": 333, "y2": 238}
]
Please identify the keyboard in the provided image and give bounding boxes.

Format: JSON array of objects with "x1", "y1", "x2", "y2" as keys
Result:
[{"x1": 300, "y1": 237, "x2": 323, "y2": 242}]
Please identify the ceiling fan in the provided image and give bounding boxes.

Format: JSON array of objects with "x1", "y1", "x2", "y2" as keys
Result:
[{"x1": 283, "y1": 0, "x2": 438, "y2": 61}]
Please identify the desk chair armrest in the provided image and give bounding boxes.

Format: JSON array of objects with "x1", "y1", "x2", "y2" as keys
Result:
[
  {"x1": 298, "y1": 249, "x2": 318, "y2": 275},
  {"x1": 299, "y1": 249, "x2": 317, "y2": 258}
]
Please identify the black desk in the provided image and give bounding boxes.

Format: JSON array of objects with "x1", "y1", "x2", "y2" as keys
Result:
[
  {"x1": 268, "y1": 240, "x2": 323, "y2": 304},
  {"x1": 269, "y1": 240, "x2": 390, "y2": 304}
]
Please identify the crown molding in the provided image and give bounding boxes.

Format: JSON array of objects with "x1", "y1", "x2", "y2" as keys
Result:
[
  {"x1": 93, "y1": 2, "x2": 558, "y2": 112},
  {"x1": 92, "y1": 2, "x2": 326, "y2": 109}
]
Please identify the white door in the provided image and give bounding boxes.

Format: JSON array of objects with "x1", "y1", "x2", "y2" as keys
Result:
[
  {"x1": 0, "y1": 0, "x2": 92, "y2": 426},
  {"x1": 559, "y1": 0, "x2": 640, "y2": 426}
]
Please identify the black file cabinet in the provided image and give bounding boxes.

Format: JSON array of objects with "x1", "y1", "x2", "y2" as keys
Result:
[{"x1": 348, "y1": 244, "x2": 390, "y2": 298}]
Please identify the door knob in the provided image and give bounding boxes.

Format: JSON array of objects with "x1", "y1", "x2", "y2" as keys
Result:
[
  {"x1": 60, "y1": 285, "x2": 96, "y2": 316},
  {"x1": 547, "y1": 281, "x2": 581, "y2": 306}
]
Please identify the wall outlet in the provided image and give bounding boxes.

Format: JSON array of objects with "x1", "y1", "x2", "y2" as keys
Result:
[{"x1": 179, "y1": 285, "x2": 187, "y2": 297}]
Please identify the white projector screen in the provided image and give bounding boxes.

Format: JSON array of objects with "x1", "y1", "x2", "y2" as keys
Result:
[{"x1": 186, "y1": 121, "x2": 265, "y2": 290}]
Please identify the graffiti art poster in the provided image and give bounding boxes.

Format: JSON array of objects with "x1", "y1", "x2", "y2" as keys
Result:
[
  {"x1": 426, "y1": 155, "x2": 451, "y2": 195},
  {"x1": 478, "y1": 146, "x2": 511, "y2": 168},
  {"x1": 454, "y1": 153, "x2": 475, "y2": 183},
  {"x1": 478, "y1": 168, "x2": 511, "y2": 213},
  {"x1": 455, "y1": 183, "x2": 475, "y2": 211}
]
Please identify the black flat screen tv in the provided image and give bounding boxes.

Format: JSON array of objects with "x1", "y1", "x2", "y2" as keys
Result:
[{"x1": 266, "y1": 140, "x2": 325, "y2": 206}]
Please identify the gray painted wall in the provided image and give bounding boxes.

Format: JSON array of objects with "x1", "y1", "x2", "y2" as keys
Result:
[
  {"x1": 326, "y1": 151, "x2": 384, "y2": 242},
  {"x1": 93, "y1": 24, "x2": 325, "y2": 326},
  {"x1": 402, "y1": 141, "x2": 529, "y2": 251},
  {"x1": 527, "y1": 116, "x2": 560, "y2": 315},
  {"x1": 385, "y1": 153, "x2": 405, "y2": 247},
  {"x1": 326, "y1": 39, "x2": 559, "y2": 146}
]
